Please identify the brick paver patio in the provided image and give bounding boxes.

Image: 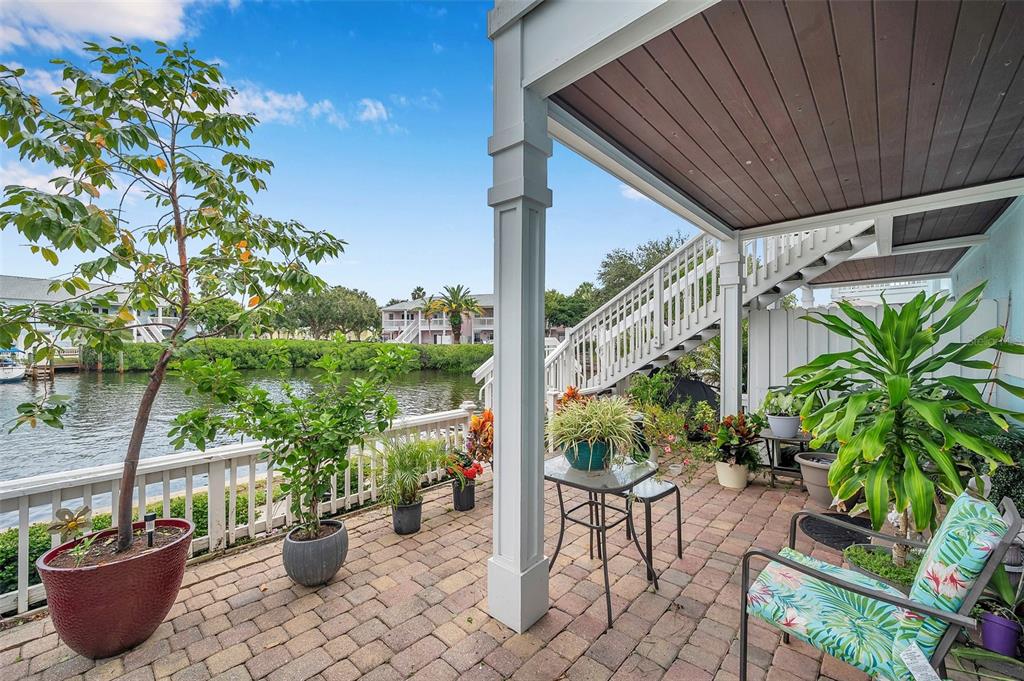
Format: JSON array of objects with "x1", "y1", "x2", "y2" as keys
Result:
[{"x1": 1, "y1": 463, "x2": 921, "y2": 681}]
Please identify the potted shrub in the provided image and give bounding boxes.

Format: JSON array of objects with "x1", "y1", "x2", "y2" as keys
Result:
[
  {"x1": 794, "y1": 450, "x2": 840, "y2": 507},
  {"x1": 0, "y1": 42, "x2": 344, "y2": 658},
  {"x1": 685, "y1": 400, "x2": 718, "y2": 442},
  {"x1": 547, "y1": 396, "x2": 637, "y2": 471},
  {"x1": 760, "y1": 390, "x2": 801, "y2": 438},
  {"x1": 448, "y1": 449, "x2": 484, "y2": 511},
  {"x1": 789, "y1": 284, "x2": 1023, "y2": 568},
  {"x1": 177, "y1": 344, "x2": 418, "y2": 585},
  {"x1": 376, "y1": 439, "x2": 449, "y2": 534},
  {"x1": 713, "y1": 411, "x2": 767, "y2": 490}
]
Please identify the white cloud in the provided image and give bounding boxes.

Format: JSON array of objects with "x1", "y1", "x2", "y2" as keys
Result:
[
  {"x1": 310, "y1": 99, "x2": 349, "y2": 130},
  {"x1": 229, "y1": 82, "x2": 308, "y2": 125},
  {"x1": 431, "y1": 42, "x2": 444, "y2": 54},
  {"x1": 390, "y1": 89, "x2": 442, "y2": 112},
  {"x1": 0, "y1": 0, "x2": 196, "y2": 53},
  {"x1": 5, "y1": 62, "x2": 69, "y2": 97},
  {"x1": 356, "y1": 98, "x2": 389, "y2": 123},
  {"x1": 620, "y1": 184, "x2": 651, "y2": 202},
  {"x1": 0, "y1": 161, "x2": 53, "y2": 191}
]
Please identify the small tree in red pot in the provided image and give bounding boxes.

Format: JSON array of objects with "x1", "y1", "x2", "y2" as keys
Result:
[{"x1": 0, "y1": 41, "x2": 343, "y2": 658}]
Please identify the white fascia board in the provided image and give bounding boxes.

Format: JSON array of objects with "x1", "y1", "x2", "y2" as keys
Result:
[
  {"x1": 742, "y1": 178, "x2": 1024, "y2": 239},
  {"x1": 548, "y1": 102, "x2": 735, "y2": 241},
  {"x1": 890, "y1": 234, "x2": 989, "y2": 255},
  {"x1": 806, "y1": 272, "x2": 951, "y2": 290},
  {"x1": 521, "y1": 0, "x2": 718, "y2": 98}
]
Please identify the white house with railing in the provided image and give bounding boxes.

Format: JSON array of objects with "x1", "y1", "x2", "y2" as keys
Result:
[
  {"x1": 0, "y1": 274, "x2": 194, "y2": 346},
  {"x1": 381, "y1": 294, "x2": 496, "y2": 344}
]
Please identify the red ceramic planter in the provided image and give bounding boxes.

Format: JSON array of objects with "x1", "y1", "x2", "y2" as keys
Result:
[{"x1": 37, "y1": 518, "x2": 194, "y2": 659}]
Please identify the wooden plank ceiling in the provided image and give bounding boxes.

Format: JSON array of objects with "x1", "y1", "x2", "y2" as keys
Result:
[
  {"x1": 553, "y1": 0, "x2": 1024, "y2": 238},
  {"x1": 813, "y1": 250, "x2": 968, "y2": 285}
]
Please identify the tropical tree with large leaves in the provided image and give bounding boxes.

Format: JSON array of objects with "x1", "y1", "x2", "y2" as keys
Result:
[
  {"x1": 788, "y1": 283, "x2": 1024, "y2": 565},
  {"x1": 422, "y1": 285, "x2": 482, "y2": 344},
  {"x1": 0, "y1": 40, "x2": 345, "y2": 552}
]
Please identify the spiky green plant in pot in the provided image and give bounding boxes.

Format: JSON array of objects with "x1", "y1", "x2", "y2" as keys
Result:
[{"x1": 788, "y1": 283, "x2": 1024, "y2": 566}]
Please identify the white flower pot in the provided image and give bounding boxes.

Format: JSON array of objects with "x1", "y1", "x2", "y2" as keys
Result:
[
  {"x1": 767, "y1": 414, "x2": 801, "y2": 439},
  {"x1": 715, "y1": 461, "x2": 749, "y2": 490}
]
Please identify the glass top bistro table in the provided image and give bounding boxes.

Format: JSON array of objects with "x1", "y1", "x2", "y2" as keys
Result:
[{"x1": 544, "y1": 456, "x2": 659, "y2": 630}]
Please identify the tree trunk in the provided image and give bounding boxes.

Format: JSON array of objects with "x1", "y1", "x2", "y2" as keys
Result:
[
  {"x1": 116, "y1": 346, "x2": 175, "y2": 551},
  {"x1": 891, "y1": 509, "x2": 910, "y2": 568}
]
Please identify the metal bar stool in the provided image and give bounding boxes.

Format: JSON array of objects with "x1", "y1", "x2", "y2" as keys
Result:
[{"x1": 617, "y1": 477, "x2": 683, "y2": 587}]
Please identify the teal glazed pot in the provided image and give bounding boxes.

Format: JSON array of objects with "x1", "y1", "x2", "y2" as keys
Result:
[{"x1": 565, "y1": 441, "x2": 610, "y2": 470}]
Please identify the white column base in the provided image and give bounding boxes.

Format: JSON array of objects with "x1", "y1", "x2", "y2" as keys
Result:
[{"x1": 487, "y1": 554, "x2": 549, "y2": 633}]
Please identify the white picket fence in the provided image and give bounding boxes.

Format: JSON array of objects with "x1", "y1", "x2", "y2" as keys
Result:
[
  {"x1": 0, "y1": 407, "x2": 473, "y2": 616},
  {"x1": 747, "y1": 298, "x2": 1003, "y2": 410}
]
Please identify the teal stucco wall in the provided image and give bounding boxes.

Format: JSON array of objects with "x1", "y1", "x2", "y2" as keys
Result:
[{"x1": 950, "y1": 196, "x2": 1024, "y2": 411}]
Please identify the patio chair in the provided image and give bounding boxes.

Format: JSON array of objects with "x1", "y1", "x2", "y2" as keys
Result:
[
  {"x1": 738, "y1": 493, "x2": 1021, "y2": 681},
  {"x1": 617, "y1": 478, "x2": 683, "y2": 587}
]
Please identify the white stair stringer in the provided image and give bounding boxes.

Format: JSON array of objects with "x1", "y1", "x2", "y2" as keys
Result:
[
  {"x1": 389, "y1": 319, "x2": 420, "y2": 344},
  {"x1": 473, "y1": 221, "x2": 875, "y2": 404}
]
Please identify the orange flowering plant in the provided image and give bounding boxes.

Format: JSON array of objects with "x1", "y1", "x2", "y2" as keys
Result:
[
  {"x1": 556, "y1": 385, "x2": 590, "y2": 410},
  {"x1": 467, "y1": 409, "x2": 493, "y2": 463}
]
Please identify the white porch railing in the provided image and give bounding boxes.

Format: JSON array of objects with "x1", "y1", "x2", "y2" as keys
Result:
[
  {"x1": 474, "y1": 223, "x2": 874, "y2": 403},
  {"x1": 0, "y1": 407, "x2": 473, "y2": 615},
  {"x1": 391, "y1": 319, "x2": 421, "y2": 344}
]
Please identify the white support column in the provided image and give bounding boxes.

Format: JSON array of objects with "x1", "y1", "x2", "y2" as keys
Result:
[
  {"x1": 719, "y1": 237, "x2": 744, "y2": 417},
  {"x1": 487, "y1": 19, "x2": 551, "y2": 634}
]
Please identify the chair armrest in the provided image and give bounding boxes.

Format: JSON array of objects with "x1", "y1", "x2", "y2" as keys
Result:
[
  {"x1": 741, "y1": 548, "x2": 976, "y2": 630},
  {"x1": 788, "y1": 510, "x2": 929, "y2": 551}
]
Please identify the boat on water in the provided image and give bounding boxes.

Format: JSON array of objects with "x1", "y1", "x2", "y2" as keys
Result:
[{"x1": 0, "y1": 349, "x2": 26, "y2": 383}]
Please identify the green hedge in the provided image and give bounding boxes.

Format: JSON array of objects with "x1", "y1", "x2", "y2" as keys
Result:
[
  {"x1": 81, "y1": 339, "x2": 492, "y2": 374},
  {"x1": 0, "y1": 488, "x2": 267, "y2": 596}
]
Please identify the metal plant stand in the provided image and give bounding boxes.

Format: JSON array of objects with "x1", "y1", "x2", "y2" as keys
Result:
[
  {"x1": 544, "y1": 457, "x2": 659, "y2": 630},
  {"x1": 759, "y1": 428, "x2": 813, "y2": 486}
]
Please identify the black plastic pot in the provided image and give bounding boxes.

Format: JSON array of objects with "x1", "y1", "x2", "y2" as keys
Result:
[
  {"x1": 282, "y1": 519, "x2": 349, "y2": 586},
  {"x1": 393, "y1": 501, "x2": 423, "y2": 535},
  {"x1": 452, "y1": 480, "x2": 475, "y2": 511}
]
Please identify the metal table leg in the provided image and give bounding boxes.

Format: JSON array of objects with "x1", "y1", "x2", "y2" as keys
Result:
[
  {"x1": 599, "y1": 492, "x2": 612, "y2": 629},
  {"x1": 548, "y1": 483, "x2": 567, "y2": 573}
]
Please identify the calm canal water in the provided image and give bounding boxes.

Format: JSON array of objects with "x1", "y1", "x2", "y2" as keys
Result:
[{"x1": 0, "y1": 369, "x2": 480, "y2": 482}]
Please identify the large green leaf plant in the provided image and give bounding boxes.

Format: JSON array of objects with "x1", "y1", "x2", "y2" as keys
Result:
[{"x1": 788, "y1": 283, "x2": 1024, "y2": 564}]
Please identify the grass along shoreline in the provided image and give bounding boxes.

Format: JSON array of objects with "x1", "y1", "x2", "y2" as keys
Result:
[{"x1": 81, "y1": 339, "x2": 493, "y2": 374}]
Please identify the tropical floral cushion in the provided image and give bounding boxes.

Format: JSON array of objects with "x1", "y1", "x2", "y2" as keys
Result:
[
  {"x1": 890, "y1": 493, "x2": 1007, "y2": 676},
  {"x1": 747, "y1": 494, "x2": 1007, "y2": 681},
  {"x1": 746, "y1": 548, "x2": 910, "y2": 679}
]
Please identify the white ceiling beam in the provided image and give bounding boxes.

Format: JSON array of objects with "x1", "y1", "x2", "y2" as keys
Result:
[
  {"x1": 548, "y1": 102, "x2": 736, "y2": 241},
  {"x1": 488, "y1": 0, "x2": 545, "y2": 38},
  {"x1": 807, "y1": 272, "x2": 951, "y2": 290},
  {"x1": 519, "y1": 0, "x2": 718, "y2": 98},
  {"x1": 891, "y1": 234, "x2": 989, "y2": 255},
  {"x1": 875, "y1": 215, "x2": 893, "y2": 257},
  {"x1": 741, "y1": 178, "x2": 1024, "y2": 239}
]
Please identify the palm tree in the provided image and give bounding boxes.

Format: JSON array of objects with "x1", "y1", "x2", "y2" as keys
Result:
[
  {"x1": 422, "y1": 285, "x2": 483, "y2": 344},
  {"x1": 411, "y1": 286, "x2": 426, "y2": 301}
]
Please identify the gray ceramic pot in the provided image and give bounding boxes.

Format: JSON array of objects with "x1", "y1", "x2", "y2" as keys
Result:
[
  {"x1": 795, "y1": 451, "x2": 836, "y2": 507},
  {"x1": 282, "y1": 520, "x2": 349, "y2": 586}
]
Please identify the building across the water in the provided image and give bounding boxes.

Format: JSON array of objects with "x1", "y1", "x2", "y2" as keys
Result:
[
  {"x1": 381, "y1": 294, "x2": 495, "y2": 345},
  {"x1": 0, "y1": 275, "x2": 195, "y2": 345}
]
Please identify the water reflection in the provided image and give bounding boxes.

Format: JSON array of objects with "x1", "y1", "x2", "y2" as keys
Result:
[{"x1": 0, "y1": 369, "x2": 479, "y2": 481}]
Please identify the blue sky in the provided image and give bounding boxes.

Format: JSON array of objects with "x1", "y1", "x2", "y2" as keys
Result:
[{"x1": 0, "y1": 0, "x2": 695, "y2": 304}]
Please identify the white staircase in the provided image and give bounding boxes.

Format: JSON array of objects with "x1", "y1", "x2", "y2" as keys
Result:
[
  {"x1": 390, "y1": 319, "x2": 421, "y2": 344},
  {"x1": 473, "y1": 222, "x2": 876, "y2": 405}
]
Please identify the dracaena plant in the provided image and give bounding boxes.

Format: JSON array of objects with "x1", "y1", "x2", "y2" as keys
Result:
[
  {"x1": 789, "y1": 283, "x2": 1024, "y2": 565},
  {"x1": 0, "y1": 40, "x2": 345, "y2": 552}
]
